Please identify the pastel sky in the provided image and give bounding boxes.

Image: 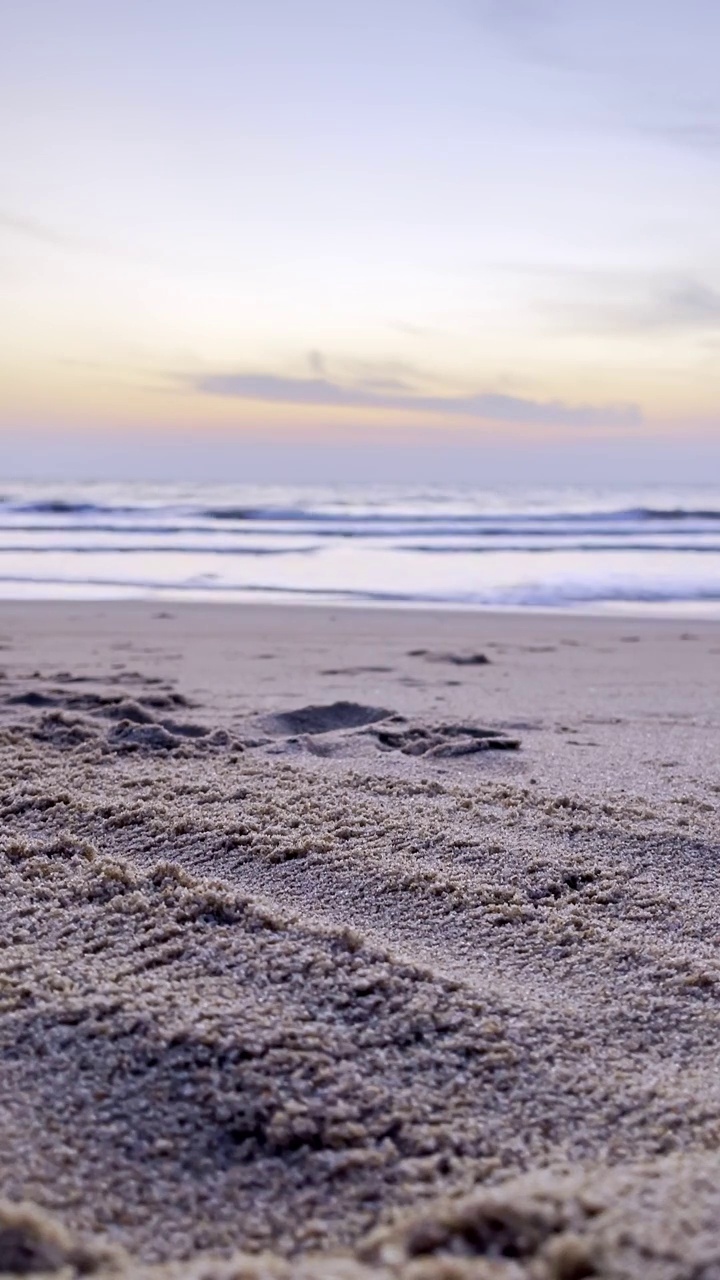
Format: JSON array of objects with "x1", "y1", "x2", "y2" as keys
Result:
[{"x1": 2, "y1": 0, "x2": 720, "y2": 480}]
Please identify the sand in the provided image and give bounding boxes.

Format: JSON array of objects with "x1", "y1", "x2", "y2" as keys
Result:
[{"x1": 1, "y1": 601, "x2": 719, "y2": 1280}]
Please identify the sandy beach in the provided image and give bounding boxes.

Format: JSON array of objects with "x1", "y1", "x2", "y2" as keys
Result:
[{"x1": 2, "y1": 601, "x2": 720, "y2": 1280}]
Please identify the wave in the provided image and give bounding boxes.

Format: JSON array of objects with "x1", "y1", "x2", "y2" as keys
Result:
[
  {"x1": 0, "y1": 544, "x2": 318, "y2": 557},
  {"x1": 1, "y1": 571, "x2": 720, "y2": 608},
  {"x1": 4, "y1": 498, "x2": 720, "y2": 526},
  {"x1": 201, "y1": 505, "x2": 720, "y2": 526},
  {"x1": 397, "y1": 542, "x2": 720, "y2": 555},
  {"x1": 4, "y1": 540, "x2": 720, "y2": 557},
  {"x1": 633, "y1": 506, "x2": 720, "y2": 521},
  {"x1": 9, "y1": 500, "x2": 125, "y2": 516},
  {"x1": 202, "y1": 507, "x2": 260, "y2": 521}
]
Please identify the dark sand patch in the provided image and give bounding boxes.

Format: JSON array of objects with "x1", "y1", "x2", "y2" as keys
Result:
[
  {"x1": 320, "y1": 666, "x2": 394, "y2": 676},
  {"x1": 408, "y1": 651, "x2": 491, "y2": 666}
]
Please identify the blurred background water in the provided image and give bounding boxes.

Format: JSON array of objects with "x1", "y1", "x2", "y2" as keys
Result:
[{"x1": 2, "y1": 481, "x2": 720, "y2": 614}]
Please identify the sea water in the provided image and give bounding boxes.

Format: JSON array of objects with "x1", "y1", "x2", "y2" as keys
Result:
[{"x1": 1, "y1": 481, "x2": 720, "y2": 615}]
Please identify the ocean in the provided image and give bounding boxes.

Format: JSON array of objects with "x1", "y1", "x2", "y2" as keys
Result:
[{"x1": 1, "y1": 480, "x2": 720, "y2": 615}]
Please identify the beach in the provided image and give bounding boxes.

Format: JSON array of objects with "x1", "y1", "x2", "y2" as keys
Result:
[{"x1": 2, "y1": 601, "x2": 720, "y2": 1279}]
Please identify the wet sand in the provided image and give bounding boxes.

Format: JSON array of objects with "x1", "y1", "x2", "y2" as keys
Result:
[{"x1": 1, "y1": 602, "x2": 720, "y2": 1279}]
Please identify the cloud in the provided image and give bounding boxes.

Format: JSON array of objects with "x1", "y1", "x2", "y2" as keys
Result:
[
  {"x1": 0, "y1": 208, "x2": 177, "y2": 270},
  {"x1": 0, "y1": 211, "x2": 82, "y2": 251},
  {"x1": 357, "y1": 377, "x2": 412, "y2": 393},
  {"x1": 307, "y1": 349, "x2": 325, "y2": 376},
  {"x1": 653, "y1": 283, "x2": 720, "y2": 328},
  {"x1": 390, "y1": 321, "x2": 441, "y2": 337},
  {"x1": 475, "y1": 1, "x2": 720, "y2": 73},
  {"x1": 473, "y1": 1, "x2": 720, "y2": 149},
  {"x1": 471, "y1": 0, "x2": 583, "y2": 71},
  {"x1": 191, "y1": 370, "x2": 640, "y2": 427},
  {"x1": 475, "y1": 0, "x2": 561, "y2": 34},
  {"x1": 656, "y1": 124, "x2": 720, "y2": 153},
  {"x1": 551, "y1": 278, "x2": 720, "y2": 336}
]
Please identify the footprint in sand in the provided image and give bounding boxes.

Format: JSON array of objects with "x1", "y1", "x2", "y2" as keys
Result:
[
  {"x1": 258, "y1": 701, "x2": 520, "y2": 759},
  {"x1": 261, "y1": 700, "x2": 394, "y2": 736}
]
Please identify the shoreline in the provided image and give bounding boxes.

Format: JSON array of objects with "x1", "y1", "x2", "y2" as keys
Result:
[{"x1": 2, "y1": 588, "x2": 720, "y2": 620}]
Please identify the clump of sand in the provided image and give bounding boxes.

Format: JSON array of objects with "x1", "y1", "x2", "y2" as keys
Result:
[
  {"x1": 4, "y1": 1154, "x2": 720, "y2": 1279},
  {"x1": 0, "y1": 1199, "x2": 120, "y2": 1275},
  {"x1": 360, "y1": 1153, "x2": 720, "y2": 1279}
]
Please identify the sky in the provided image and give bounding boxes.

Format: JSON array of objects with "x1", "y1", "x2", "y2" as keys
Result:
[{"x1": 2, "y1": 0, "x2": 720, "y2": 483}]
